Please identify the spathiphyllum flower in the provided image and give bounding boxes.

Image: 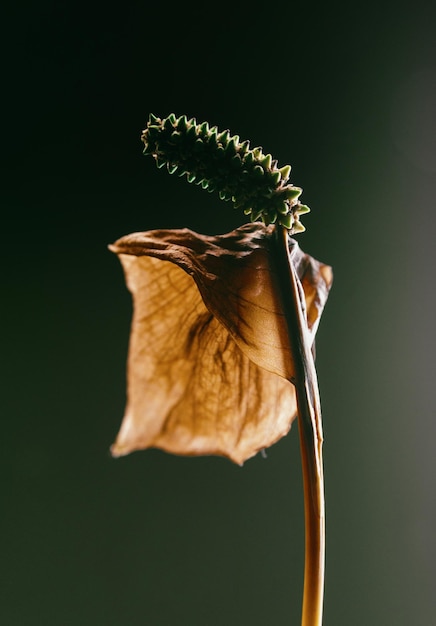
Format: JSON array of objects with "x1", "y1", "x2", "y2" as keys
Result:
[
  {"x1": 111, "y1": 114, "x2": 332, "y2": 625},
  {"x1": 110, "y1": 222, "x2": 332, "y2": 465}
]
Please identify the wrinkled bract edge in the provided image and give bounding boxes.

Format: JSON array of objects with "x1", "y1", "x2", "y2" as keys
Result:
[{"x1": 109, "y1": 222, "x2": 333, "y2": 464}]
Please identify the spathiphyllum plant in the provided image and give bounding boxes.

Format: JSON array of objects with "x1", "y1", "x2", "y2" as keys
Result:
[{"x1": 110, "y1": 114, "x2": 333, "y2": 626}]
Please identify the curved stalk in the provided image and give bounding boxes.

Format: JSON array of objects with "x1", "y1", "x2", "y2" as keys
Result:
[{"x1": 273, "y1": 226, "x2": 325, "y2": 626}]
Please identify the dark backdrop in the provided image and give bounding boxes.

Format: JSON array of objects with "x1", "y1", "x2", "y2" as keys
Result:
[{"x1": 2, "y1": 2, "x2": 436, "y2": 625}]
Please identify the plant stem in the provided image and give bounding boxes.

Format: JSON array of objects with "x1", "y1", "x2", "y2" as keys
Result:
[{"x1": 273, "y1": 226, "x2": 325, "y2": 626}]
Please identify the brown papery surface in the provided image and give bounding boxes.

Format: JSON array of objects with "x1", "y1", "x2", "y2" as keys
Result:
[{"x1": 109, "y1": 223, "x2": 332, "y2": 464}]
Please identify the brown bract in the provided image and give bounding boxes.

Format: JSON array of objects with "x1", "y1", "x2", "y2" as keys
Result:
[{"x1": 109, "y1": 223, "x2": 332, "y2": 465}]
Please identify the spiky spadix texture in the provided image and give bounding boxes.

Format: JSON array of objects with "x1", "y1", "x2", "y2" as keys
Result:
[{"x1": 141, "y1": 114, "x2": 310, "y2": 232}]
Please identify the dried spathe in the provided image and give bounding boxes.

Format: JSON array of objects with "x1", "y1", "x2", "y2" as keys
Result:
[{"x1": 109, "y1": 223, "x2": 332, "y2": 464}]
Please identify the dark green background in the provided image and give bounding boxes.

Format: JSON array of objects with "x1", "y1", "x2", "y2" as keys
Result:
[{"x1": 2, "y1": 1, "x2": 435, "y2": 624}]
